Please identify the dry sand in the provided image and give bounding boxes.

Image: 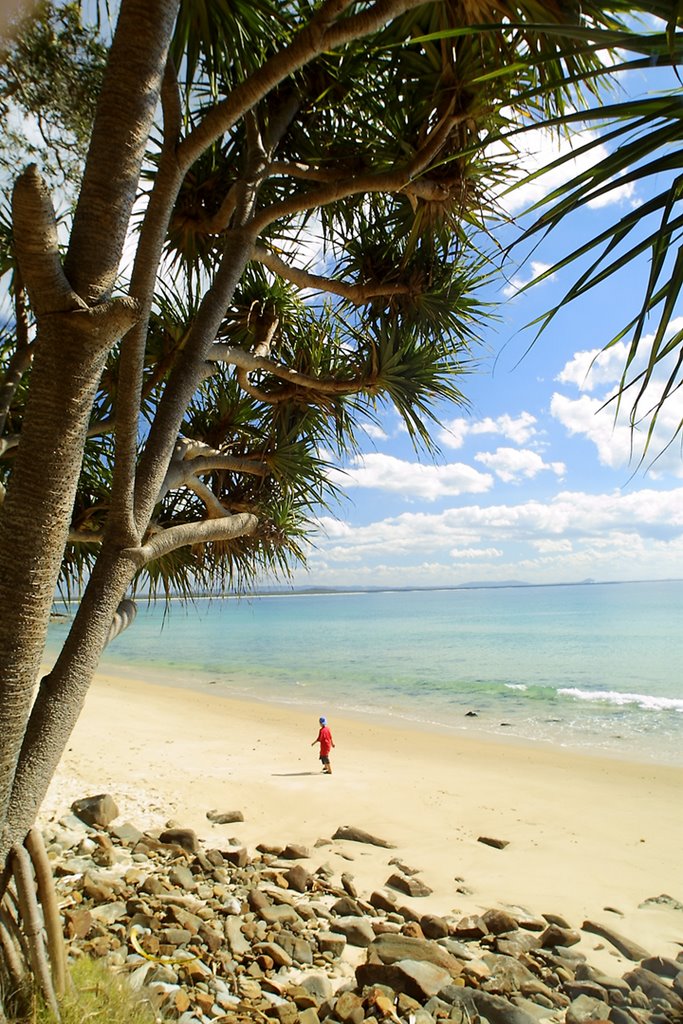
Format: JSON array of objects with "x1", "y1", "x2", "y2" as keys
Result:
[{"x1": 40, "y1": 669, "x2": 683, "y2": 975}]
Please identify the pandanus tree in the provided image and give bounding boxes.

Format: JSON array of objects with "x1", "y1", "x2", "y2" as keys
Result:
[{"x1": 0, "y1": 0, "x2": 679, "y2": 1011}]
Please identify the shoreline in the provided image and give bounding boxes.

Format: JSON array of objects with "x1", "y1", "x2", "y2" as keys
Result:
[
  {"x1": 53, "y1": 650, "x2": 683, "y2": 771},
  {"x1": 40, "y1": 666, "x2": 683, "y2": 975}
]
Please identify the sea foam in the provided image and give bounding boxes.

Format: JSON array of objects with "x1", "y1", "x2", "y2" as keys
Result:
[{"x1": 558, "y1": 688, "x2": 683, "y2": 712}]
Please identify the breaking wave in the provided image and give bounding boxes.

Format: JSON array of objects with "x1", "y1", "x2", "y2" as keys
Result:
[{"x1": 558, "y1": 688, "x2": 683, "y2": 713}]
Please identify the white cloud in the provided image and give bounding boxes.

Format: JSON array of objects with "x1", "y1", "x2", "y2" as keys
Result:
[
  {"x1": 474, "y1": 447, "x2": 566, "y2": 483},
  {"x1": 438, "y1": 411, "x2": 538, "y2": 449},
  {"x1": 294, "y1": 486, "x2": 683, "y2": 587},
  {"x1": 553, "y1": 318, "x2": 683, "y2": 477},
  {"x1": 449, "y1": 546, "x2": 503, "y2": 559},
  {"x1": 551, "y1": 389, "x2": 683, "y2": 479},
  {"x1": 363, "y1": 423, "x2": 389, "y2": 442},
  {"x1": 329, "y1": 453, "x2": 493, "y2": 500},
  {"x1": 494, "y1": 123, "x2": 637, "y2": 218},
  {"x1": 502, "y1": 260, "x2": 555, "y2": 298}
]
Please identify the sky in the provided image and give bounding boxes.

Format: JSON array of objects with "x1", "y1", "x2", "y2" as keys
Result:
[{"x1": 287, "y1": 62, "x2": 683, "y2": 591}]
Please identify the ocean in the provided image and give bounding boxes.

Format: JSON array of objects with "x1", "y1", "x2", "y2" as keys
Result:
[{"x1": 48, "y1": 578, "x2": 683, "y2": 767}]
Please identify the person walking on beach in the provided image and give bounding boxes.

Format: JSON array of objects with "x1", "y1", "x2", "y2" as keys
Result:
[{"x1": 312, "y1": 716, "x2": 335, "y2": 774}]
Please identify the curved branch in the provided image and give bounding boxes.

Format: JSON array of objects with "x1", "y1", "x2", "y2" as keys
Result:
[
  {"x1": 253, "y1": 244, "x2": 411, "y2": 303},
  {"x1": 127, "y1": 512, "x2": 258, "y2": 567},
  {"x1": 249, "y1": 166, "x2": 458, "y2": 235},
  {"x1": 186, "y1": 477, "x2": 230, "y2": 518},
  {"x1": 266, "y1": 161, "x2": 342, "y2": 183},
  {"x1": 208, "y1": 344, "x2": 373, "y2": 396},
  {"x1": 106, "y1": 599, "x2": 137, "y2": 646}
]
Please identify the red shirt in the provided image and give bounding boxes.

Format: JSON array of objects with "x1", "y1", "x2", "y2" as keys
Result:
[{"x1": 317, "y1": 725, "x2": 333, "y2": 757}]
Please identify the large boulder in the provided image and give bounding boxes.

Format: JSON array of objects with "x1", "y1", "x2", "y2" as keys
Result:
[
  {"x1": 356, "y1": 958, "x2": 453, "y2": 1001},
  {"x1": 367, "y1": 933, "x2": 462, "y2": 978},
  {"x1": 71, "y1": 794, "x2": 119, "y2": 828}
]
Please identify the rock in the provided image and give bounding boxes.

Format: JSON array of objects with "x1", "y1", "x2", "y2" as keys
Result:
[
  {"x1": 301, "y1": 973, "x2": 335, "y2": 1005},
  {"x1": 540, "y1": 924, "x2": 581, "y2": 948},
  {"x1": 329, "y1": 916, "x2": 376, "y2": 947},
  {"x1": 317, "y1": 931, "x2": 346, "y2": 957},
  {"x1": 206, "y1": 809, "x2": 244, "y2": 824},
  {"x1": 299, "y1": 1009, "x2": 320, "y2": 1024},
  {"x1": 254, "y1": 941, "x2": 293, "y2": 968},
  {"x1": 623, "y1": 967, "x2": 683, "y2": 1010},
  {"x1": 71, "y1": 794, "x2": 119, "y2": 827},
  {"x1": 334, "y1": 990, "x2": 365, "y2": 1024},
  {"x1": 158, "y1": 828, "x2": 200, "y2": 855},
  {"x1": 639, "y1": 893, "x2": 683, "y2": 912},
  {"x1": 542, "y1": 912, "x2": 572, "y2": 928},
  {"x1": 565, "y1": 994, "x2": 611, "y2": 1024},
  {"x1": 581, "y1": 921, "x2": 651, "y2": 961},
  {"x1": 495, "y1": 931, "x2": 541, "y2": 957},
  {"x1": 281, "y1": 843, "x2": 311, "y2": 859},
  {"x1": 506, "y1": 907, "x2": 547, "y2": 931},
  {"x1": 357, "y1": 959, "x2": 453, "y2": 1001},
  {"x1": 369, "y1": 890, "x2": 398, "y2": 913},
  {"x1": 65, "y1": 907, "x2": 93, "y2": 939},
  {"x1": 285, "y1": 864, "x2": 313, "y2": 892},
  {"x1": 471, "y1": 989, "x2": 542, "y2": 1024},
  {"x1": 222, "y1": 845, "x2": 249, "y2": 868},
  {"x1": 259, "y1": 904, "x2": 302, "y2": 926},
  {"x1": 420, "y1": 914, "x2": 450, "y2": 939},
  {"x1": 454, "y1": 915, "x2": 489, "y2": 940},
  {"x1": 480, "y1": 952, "x2": 544, "y2": 995},
  {"x1": 277, "y1": 933, "x2": 314, "y2": 966},
  {"x1": 641, "y1": 956, "x2": 681, "y2": 979},
  {"x1": 332, "y1": 896, "x2": 363, "y2": 917},
  {"x1": 341, "y1": 873, "x2": 357, "y2": 898},
  {"x1": 367, "y1": 933, "x2": 462, "y2": 977},
  {"x1": 477, "y1": 836, "x2": 509, "y2": 850},
  {"x1": 110, "y1": 821, "x2": 144, "y2": 845},
  {"x1": 386, "y1": 873, "x2": 433, "y2": 898},
  {"x1": 169, "y1": 865, "x2": 197, "y2": 891},
  {"x1": 224, "y1": 916, "x2": 250, "y2": 956},
  {"x1": 481, "y1": 909, "x2": 519, "y2": 935},
  {"x1": 332, "y1": 826, "x2": 396, "y2": 848},
  {"x1": 574, "y1": 963, "x2": 631, "y2": 995}
]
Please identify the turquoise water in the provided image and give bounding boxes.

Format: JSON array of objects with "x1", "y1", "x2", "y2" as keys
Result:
[{"x1": 48, "y1": 579, "x2": 683, "y2": 766}]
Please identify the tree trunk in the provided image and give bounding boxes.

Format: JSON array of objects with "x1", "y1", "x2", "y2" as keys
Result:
[
  {"x1": 3, "y1": 547, "x2": 137, "y2": 851},
  {"x1": 0, "y1": 0, "x2": 180, "y2": 857},
  {"x1": 0, "y1": 318, "x2": 114, "y2": 847}
]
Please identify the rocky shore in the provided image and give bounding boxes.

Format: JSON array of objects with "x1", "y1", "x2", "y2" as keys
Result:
[{"x1": 43, "y1": 795, "x2": 682, "y2": 1024}]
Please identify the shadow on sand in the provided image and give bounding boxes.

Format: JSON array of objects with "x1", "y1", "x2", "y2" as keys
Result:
[{"x1": 271, "y1": 771, "x2": 322, "y2": 777}]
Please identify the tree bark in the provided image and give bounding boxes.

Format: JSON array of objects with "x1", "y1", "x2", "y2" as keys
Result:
[
  {"x1": 0, "y1": 0, "x2": 179, "y2": 858},
  {"x1": 3, "y1": 546, "x2": 137, "y2": 850},
  {"x1": 64, "y1": 0, "x2": 181, "y2": 304}
]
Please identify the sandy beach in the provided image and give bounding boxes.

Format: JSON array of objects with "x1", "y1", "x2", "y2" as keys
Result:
[{"x1": 39, "y1": 669, "x2": 683, "y2": 975}]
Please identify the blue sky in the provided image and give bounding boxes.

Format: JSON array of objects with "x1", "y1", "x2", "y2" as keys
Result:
[{"x1": 288, "y1": 64, "x2": 683, "y2": 590}]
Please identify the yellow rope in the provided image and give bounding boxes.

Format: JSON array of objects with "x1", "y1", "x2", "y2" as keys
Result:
[{"x1": 129, "y1": 923, "x2": 200, "y2": 965}]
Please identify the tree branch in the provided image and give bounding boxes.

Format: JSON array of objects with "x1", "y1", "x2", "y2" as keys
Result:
[
  {"x1": 266, "y1": 161, "x2": 341, "y2": 183},
  {"x1": 11, "y1": 166, "x2": 87, "y2": 316},
  {"x1": 253, "y1": 244, "x2": 411, "y2": 304},
  {"x1": 63, "y1": 0, "x2": 182, "y2": 304},
  {"x1": 127, "y1": 512, "x2": 258, "y2": 567},
  {"x1": 207, "y1": 344, "x2": 374, "y2": 398},
  {"x1": 248, "y1": 165, "x2": 459, "y2": 235},
  {"x1": 185, "y1": 477, "x2": 230, "y2": 519},
  {"x1": 178, "y1": 0, "x2": 428, "y2": 171}
]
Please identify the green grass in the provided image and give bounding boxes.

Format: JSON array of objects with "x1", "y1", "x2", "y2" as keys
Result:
[{"x1": 5, "y1": 957, "x2": 158, "y2": 1024}]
